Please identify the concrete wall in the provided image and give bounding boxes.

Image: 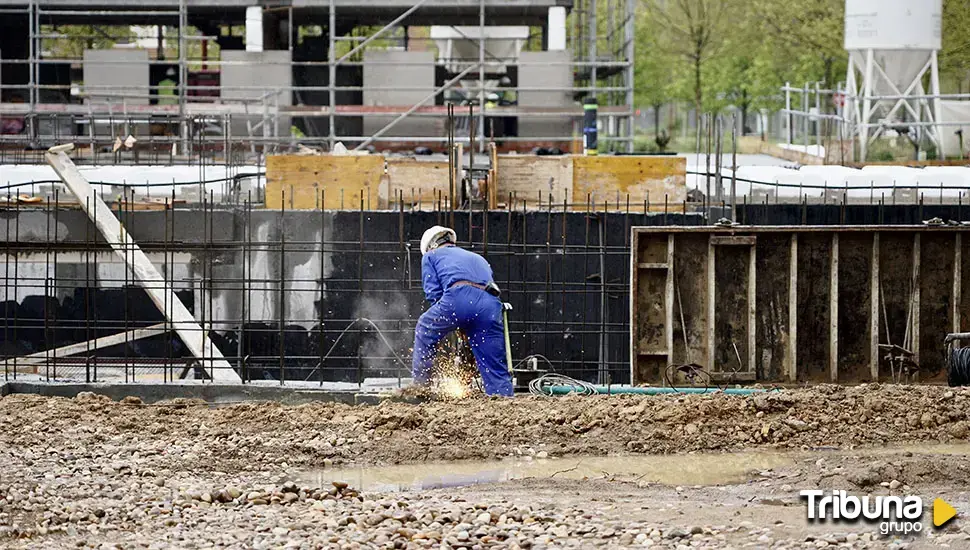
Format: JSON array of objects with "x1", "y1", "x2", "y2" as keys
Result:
[
  {"x1": 0, "y1": 209, "x2": 698, "y2": 383},
  {"x1": 362, "y1": 50, "x2": 436, "y2": 140},
  {"x1": 82, "y1": 49, "x2": 150, "y2": 106},
  {"x1": 221, "y1": 50, "x2": 293, "y2": 138},
  {"x1": 517, "y1": 51, "x2": 572, "y2": 140}
]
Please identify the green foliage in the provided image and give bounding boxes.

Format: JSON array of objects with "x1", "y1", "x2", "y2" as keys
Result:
[
  {"x1": 942, "y1": 0, "x2": 970, "y2": 88},
  {"x1": 635, "y1": 0, "x2": 970, "y2": 115},
  {"x1": 42, "y1": 25, "x2": 134, "y2": 60}
]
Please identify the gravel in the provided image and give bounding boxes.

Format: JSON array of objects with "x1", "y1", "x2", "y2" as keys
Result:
[{"x1": 0, "y1": 384, "x2": 969, "y2": 548}]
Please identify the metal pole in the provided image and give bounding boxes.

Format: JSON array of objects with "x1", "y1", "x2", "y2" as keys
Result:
[
  {"x1": 715, "y1": 116, "x2": 723, "y2": 204},
  {"x1": 705, "y1": 114, "x2": 712, "y2": 216},
  {"x1": 288, "y1": 6, "x2": 294, "y2": 52},
  {"x1": 178, "y1": 0, "x2": 188, "y2": 156},
  {"x1": 815, "y1": 81, "x2": 822, "y2": 159},
  {"x1": 624, "y1": 0, "x2": 635, "y2": 153},
  {"x1": 731, "y1": 114, "x2": 738, "y2": 222},
  {"x1": 328, "y1": 0, "x2": 336, "y2": 150},
  {"x1": 335, "y1": 0, "x2": 432, "y2": 65},
  {"x1": 589, "y1": 0, "x2": 598, "y2": 114},
  {"x1": 478, "y1": 0, "x2": 485, "y2": 155},
  {"x1": 785, "y1": 81, "x2": 792, "y2": 145},
  {"x1": 354, "y1": 64, "x2": 480, "y2": 151},
  {"x1": 28, "y1": 0, "x2": 35, "y2": 112},
  {"x1": 803, "y1": 82, "x2": 809, "y2": 152}
]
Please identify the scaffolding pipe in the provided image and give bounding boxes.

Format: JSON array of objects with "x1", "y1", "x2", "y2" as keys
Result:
[
  {"x1": 335, "y1": 0, "x2": 431, "y2": 65},
  {"x1": 354, "y1": 63, "x2": 481, "y2": 151},
  {"x1": 478, "y1": 0, "x2": 485, "y2": 155},
  {"x1": 329, "y1": 0, "x2": 336, "y2": 150}
]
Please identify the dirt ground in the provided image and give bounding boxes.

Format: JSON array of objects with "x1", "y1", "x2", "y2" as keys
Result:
[{"x1": 1, "y1": 384, "x2": 970, "y2": 548}]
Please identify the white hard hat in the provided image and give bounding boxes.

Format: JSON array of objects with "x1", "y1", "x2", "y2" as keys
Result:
[{"x1": 420, "y1": 226, "x2": 457, "y2": 254}]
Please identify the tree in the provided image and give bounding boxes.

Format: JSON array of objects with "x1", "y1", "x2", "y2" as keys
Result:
[
  {"x1": 749, "y1": 0, "x2": 845, "y2": 92},
  {"x1": 641, "y1": 0, "x2": 735, "y2": 115},
  {"x1": 942, "y1": 0, "x2": 970, "y2": 91},
  {"x1": 634, "y1": 8, "x2": 682, "y2": 134}
]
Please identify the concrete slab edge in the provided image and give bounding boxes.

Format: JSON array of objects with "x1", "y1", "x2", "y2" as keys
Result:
[{"x1": 0, "y1": 382, "x2": 426, "y2": 406}]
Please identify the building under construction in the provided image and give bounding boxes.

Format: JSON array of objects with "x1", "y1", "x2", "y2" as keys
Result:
[{"x1": 0, "y1": 0, "x2": 636, "y2": 159}]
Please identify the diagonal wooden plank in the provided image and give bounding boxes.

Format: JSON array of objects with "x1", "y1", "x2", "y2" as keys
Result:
[{"x1": 44, "y1": 143, "x2": 240, "y2": 382}]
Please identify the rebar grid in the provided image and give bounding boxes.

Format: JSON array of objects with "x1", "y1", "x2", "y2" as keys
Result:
[{"x1": 0, "y1": 192, "x2": 701, "y2": 387}]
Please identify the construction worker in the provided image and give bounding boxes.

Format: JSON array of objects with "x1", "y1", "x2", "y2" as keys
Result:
[
  {"x1": 157, "y1": 68, "x2": 178, "y2": 106},
  {"x1": 412, "y1": 226, "x2": 513, "y2": 396},
  {"x1": 484, "y1": 92, "x2": 500, "y2": 109},
  {"x1": 498, "y1": 76, "x2": 517, "y2": 105}
]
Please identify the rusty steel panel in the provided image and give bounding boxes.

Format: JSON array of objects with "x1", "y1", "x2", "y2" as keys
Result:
[{"x1": 631, "y1": 226, "x2": 970, "y2": 385}]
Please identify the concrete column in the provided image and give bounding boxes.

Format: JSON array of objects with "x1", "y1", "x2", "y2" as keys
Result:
[
  {"x1": 246, "y1": 6, "x2": 264, "y2": 52},
  {"x1": 547, "y1": 7, "x2": 566, "y2": 51}
]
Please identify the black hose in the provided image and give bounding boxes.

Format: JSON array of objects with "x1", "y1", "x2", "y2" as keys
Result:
[{"x1": 947, "y1": 345, "x2": 970, "y2": 386}]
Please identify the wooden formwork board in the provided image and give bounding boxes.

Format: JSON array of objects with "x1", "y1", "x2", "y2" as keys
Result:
[
  {"x1": 385, "y1": 159, "x2": 452, "y2": 208},
  {"x1": 495, "y1": 155, "x2": 573, "y2": 207},
  {"x1": 574, "y1": 156, "x2": 686, "y2": 211},
  {"x1": 631, "y1": 226, "x2": 970, "y2": 386},
  {"x1": 265, "y1": 155, "x2": 383, "y2": 210}
]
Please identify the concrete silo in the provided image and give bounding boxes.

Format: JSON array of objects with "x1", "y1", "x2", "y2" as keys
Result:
[{"x1": 843, "y1": 0, "x2": 944, "y2": 161}]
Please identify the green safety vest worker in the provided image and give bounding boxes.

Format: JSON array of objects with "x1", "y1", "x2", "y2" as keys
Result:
[
  {"x1": 158, "y1": 70, "x2": 177, "y2": 106},
  {"x1": 485, "y1": 93, "x2": 500, "y2": 109},
  {"x1": 499, "y1": 77, "x2": 516, "y2": 104}
]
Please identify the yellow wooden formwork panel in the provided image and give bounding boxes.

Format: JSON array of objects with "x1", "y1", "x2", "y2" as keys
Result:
[
  {"x1": 386, "y1": 159, "x2": 453, "y2": 208},
  {"x1": 265, "y1": 155, "x2": 383, "y2": 210},
  {"x1": 572, "y1": 156, "x2": 687, "y2": 211},
  {"x1": 495, "y1": 155, "x2": 573, "y2": 207}
]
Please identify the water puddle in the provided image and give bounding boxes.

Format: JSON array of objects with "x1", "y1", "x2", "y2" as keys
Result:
[
  {"x1": 298, "y1": 451, "x2": 795, "y2": 492},
  {"x1": 297, "y1": 443, "x2": 970, "y2": 493}
]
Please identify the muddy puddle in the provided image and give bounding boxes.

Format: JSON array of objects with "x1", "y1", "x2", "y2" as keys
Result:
[
  {"x1": 298, "y1": 451, "x2": 796, "y2": 492},
  {"x1": 298, "y1": 443, "x2": 970, "y2": 493}
]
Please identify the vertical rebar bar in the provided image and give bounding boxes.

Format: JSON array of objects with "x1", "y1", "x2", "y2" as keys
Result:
[
  {"x1": 11, "y1": 196, "x2": 18, "y2": 380},
  {"x1": 43, "y1": 194, "x2": 50, "y2": 381},
  {"x1": 167, "y1": 189, "x2": 175, "y2": 383},
  {"x1": 163, "y1": 196, "x2": 169, "y2": 383},
  {"x1": 581, "y1": 194, "x2": 590, "y2": 378},
  {"x1": 522, "y1": 198, "x2": 529, "y2": 360},
  {"x1": 4, "y1": 192, "x2": 9, "y2": 381},
  {"x1": 397, "y1": 189, "x2": 404, "y2": 386},
  {"x1": 208, "y1": 190, "x2": 215, "y2": 381},
  {"x1": 358, "y1": 197, "x2": 364, "y2": 388},
  {"x1": 52, "y1": 190, "x2": 58, "y2": 380},
  {"x1": 598, "y1": 200, "x2": 609, "y2": 383},
  {"x1": 244, "y1": 191, "x2": 253, "y2": 382},
  {"x1": 560, "y1": 195, "x2": 567, "y2": 373},
  {"x1": 278, "y1": 190, "x2": 286, "y2": 385},
  {"x1": 545, "y1": 193, "x2": 552, "y2": 369}
]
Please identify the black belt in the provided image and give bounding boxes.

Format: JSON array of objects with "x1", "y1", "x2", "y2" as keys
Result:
[
  {"x1": 451, "y1": 280, "x2": 501, "y2": 297},
  {"x1": 450, "y1": 280, "x2": 488, "y2": 291}
]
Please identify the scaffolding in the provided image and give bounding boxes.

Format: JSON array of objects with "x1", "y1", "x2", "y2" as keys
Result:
[{"x1": 0, "y1": 0, "x2": 636, "y2": 163}]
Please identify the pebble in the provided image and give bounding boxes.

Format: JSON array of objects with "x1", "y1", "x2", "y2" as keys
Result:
[{"x1": 1, "y1": 388, "x2": 964, "y2": 549}]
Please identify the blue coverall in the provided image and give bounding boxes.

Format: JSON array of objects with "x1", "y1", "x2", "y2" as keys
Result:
[{"x1": 411, "y1": 245, "x2": 514, "y2": 396}]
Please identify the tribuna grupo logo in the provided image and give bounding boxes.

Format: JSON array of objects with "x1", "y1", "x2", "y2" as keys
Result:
[{"x1": 800, "y1": 490, "x2": 957, "y2": 535}]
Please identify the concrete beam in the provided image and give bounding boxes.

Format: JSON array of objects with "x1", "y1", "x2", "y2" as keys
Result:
[{"x1": 43, "y1": 144, "x2": 240, "y2": 383}]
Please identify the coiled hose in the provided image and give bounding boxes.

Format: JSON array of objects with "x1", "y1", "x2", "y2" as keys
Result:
[
  {"x1": 529, "y1": 373, "x2": 598, "y2": 396},
  {"x1": 947, "y1": 345, "x2": 970, "y2": 387}
]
